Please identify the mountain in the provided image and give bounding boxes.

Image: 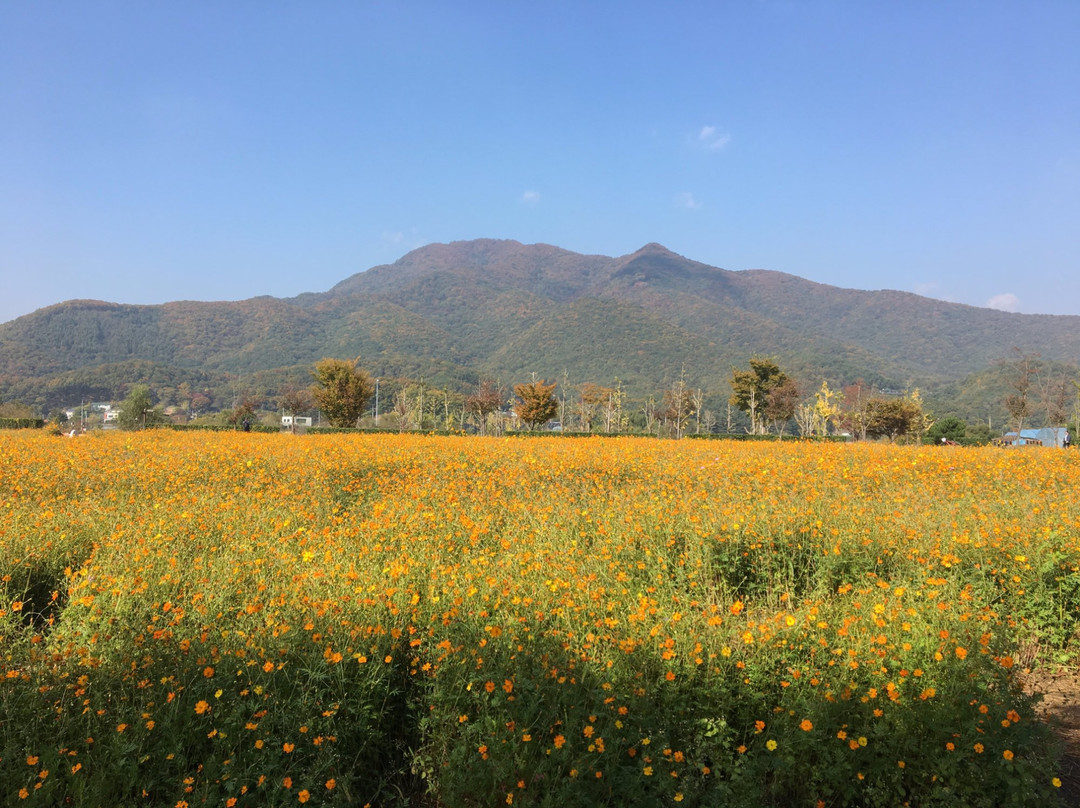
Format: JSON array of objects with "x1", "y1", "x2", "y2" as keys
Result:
[{"x1": 1, "y1": 238, "x2": 1077, "y2": 415}]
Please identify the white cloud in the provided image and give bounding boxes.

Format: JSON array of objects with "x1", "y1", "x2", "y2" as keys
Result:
[
  {"x1": 521, "y1": 190, "x2": 540, "y2": 205},
  {"x1": 986, "y1": 293, "x2": 1021, "y2": 312},
  {"x1": 697, "y1": 126, "x2": 731, "y2": 150},
  {"x1": 381, "y1": 230, "x2": 405, "y2": 245},
  {"x1": 675, "y1": 191, "x2": 701, "y2": 210}
]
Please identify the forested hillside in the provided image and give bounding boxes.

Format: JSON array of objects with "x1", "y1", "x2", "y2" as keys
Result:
[{"x1": 2, "y1": 239, "x2": 1077, "y2": 416}]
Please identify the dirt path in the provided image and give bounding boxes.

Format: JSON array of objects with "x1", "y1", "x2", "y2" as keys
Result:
[{"x1": 1025, "y1": 667, "x2": 1080, "y2": 805}]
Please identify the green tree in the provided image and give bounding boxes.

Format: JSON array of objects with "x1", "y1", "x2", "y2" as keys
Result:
[
  {"x1": 927, "y1": 415, "x2": 967, "y2": 444},
  {"x1": 966, "y1": 421, "x2": 994, "y2": 445},
  {"x1": 117, "y1": 385, "x2": 162, "y2": 430},
  {"x1": 864, "y1": 397, "x2": 922, "y2": 442},
  {"x1": 513, "y1": 379, "x2": 559, "y2": 430},
  {"x1": 0, "y1": 402, "x2": 35, "y2": 419},
  {"x1": 310, "y1": 358, "x2": 375, "y2": 428},
  {"x1": 730, "y1": 358, "x2": 788, "y2": 434}
]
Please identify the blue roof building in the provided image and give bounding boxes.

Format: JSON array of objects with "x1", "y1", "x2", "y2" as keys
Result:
[{"x1": 1001, "y1": 427, "x2": 1069, "y2": 447}]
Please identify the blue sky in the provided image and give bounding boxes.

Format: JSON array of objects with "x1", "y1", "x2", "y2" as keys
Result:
[{"x1": 2, "y1": 1, "x2": 1078, "y2": 325}]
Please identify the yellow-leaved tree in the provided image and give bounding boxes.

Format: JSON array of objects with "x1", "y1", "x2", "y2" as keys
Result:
[
  {"x1": 513, "y1": 379, "x2": 559, "y2": 431},
  {"x1": 310, "y1": 357, "x2": 374, "y2": 428}
]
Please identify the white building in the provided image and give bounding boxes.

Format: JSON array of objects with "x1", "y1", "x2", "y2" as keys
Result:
[{"x1": 281, "y1": 415, "x2": 313, "y2": 429}]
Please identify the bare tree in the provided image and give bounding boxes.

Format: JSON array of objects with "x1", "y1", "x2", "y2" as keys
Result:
[
  {"x1": 662, "y1": 373, "x2": 693, "y2": 439},
  {"x1": 643, "y1": 397, "x2": 659, "y2": 436},
  {"x1": 601, "y1": 381, "x2": 625, "y2": 433},
  {"x1": 1036, "y1": 363, "x2": 1070, "y2": 426},
  {"x1": 691, "y1": 388, "x2": 706, "y2": 434},
  {"x1": 1003, "y1": 350, "x2": 1040, "y2": 440},
  {"x1": 279, "y1": 382, "x2": 315, "y2": 431},
  {"x1": 393, "y1": 388, "x2": 415, "y2": 431},
  {"x1": 840, "y1": 380, "x2": 874, "y2": 441},
  {"x1": 794, "y1": 400, "x2": 816, "y2": 438},
  {"x1": 701, "y1": 408, "x2": 717, "y2": 434},
  {"x1": 559, "y1": 370, "x2": 572, "y2": 431}
]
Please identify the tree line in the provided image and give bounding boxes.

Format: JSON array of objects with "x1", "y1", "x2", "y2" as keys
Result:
[
  {"x1": 33, "y1": 348, "x2": 1080, "y2": 444},
  {"x1": 283, "y1": 356, "x2": 984, "y2": 443}
]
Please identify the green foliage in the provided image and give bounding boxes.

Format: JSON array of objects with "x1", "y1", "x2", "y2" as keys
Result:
[
  {"x1": 0, "y1": 418, "x2": 43, "y2": 430},
  {"x1": 730, "y1": 358, "x2": 789, "y2": 434},
  {"x1": 927, "y1": 416, "x2": 967, "y2": 444},
  {"x1": 162, "y1": 422, "x2": 277, "y2": 433},
  {"x1": 686, "y1": 432, "x2": 844, "y2": 442},
  {"x1": 116, "y1": 384, "x2": 163, "y2": 430},
  {"x1": 0, "y1": 402, "x2": 35, "y2": 419},
  {"x1": 963, "y1": 422, "x2": 995, "y2": 445},
  {"x1": 863, "y1": 397, "x2": 923, "y2": 442},
  {"x1": 310, "y1": 358, "x2": 375, "y2": 428},
  {"x1": 4, "y1": 240, "x2": 1080, "y2": 423}
]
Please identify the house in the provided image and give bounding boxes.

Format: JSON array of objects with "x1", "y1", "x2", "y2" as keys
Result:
[
  {"x1": 999, "y1": 427, "x2": 1068, "y2": 448},
  {"x1": 164, "y1": 406, "x2": 189, "y2": 425},
  {"x1": 281, "y1": 415, "x2": 313, "y2": 430}
]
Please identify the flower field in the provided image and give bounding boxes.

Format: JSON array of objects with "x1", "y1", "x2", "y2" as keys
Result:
[{"x1": 1, "y1": 431, "x2": 1078, "y2": 807}]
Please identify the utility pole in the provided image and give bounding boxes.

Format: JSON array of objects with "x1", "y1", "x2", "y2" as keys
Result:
[{"x1": 375, "y1": 378, "x2": 380, "y2": 426}]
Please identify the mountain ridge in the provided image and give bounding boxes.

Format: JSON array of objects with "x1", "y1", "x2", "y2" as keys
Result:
[{"x1": 1, "y1": 239, "x2": 1076, "y2": 417}]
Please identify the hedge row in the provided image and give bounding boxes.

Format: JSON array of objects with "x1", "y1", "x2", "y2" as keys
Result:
[
  {"x1": 0, "y1": 418, "x2": 44, "y2": 430},
  {"x1": 685, "y1": 432, "x2": 849, "y2": 442},
  {"x1": 160, "y1": 422, "x2": 278, "y2": 434}
]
